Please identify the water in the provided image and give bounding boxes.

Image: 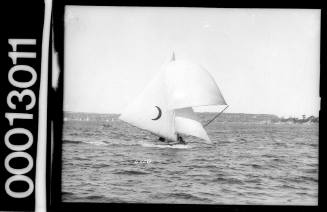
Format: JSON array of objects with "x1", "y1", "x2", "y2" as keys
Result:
[{"x1": 62, "y1": 114, "x2": 318, "y2": 205}]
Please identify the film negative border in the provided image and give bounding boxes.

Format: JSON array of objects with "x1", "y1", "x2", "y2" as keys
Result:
[
  {"x1": 1, "y1": 0, "x2": 325, "y2": 211},
  {"x1": 2, "y1": 0, "x2": 52, "y2": 211},
  {"x1": 49, "y1": 1, "x2": 325, "y2": 212}
]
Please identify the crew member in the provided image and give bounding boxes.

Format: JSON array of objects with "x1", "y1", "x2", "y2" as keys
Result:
[
  {"x1": 158, "y1": 137, "x2": 166, "y2": 142},
  {"x1": 177, "y1": 134, "x2": 186, "y2": 144}
]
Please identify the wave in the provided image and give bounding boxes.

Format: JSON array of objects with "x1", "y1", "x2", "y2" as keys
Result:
[
  {"x1": 138, "y1": 141, "x2": 191, "y2": 149},
  {"x1": 262, "y1": 153, "x2": 276, "y2": 158},
  {"x1": 82, "y1": 141, "x2": 108, "y2": 146},
  {"x1": 62, "y1": 191, "x2": 75, "y2": 196},
  {"x1": 303, "y1": 168, "x2": 318, "y2": 174},
  {"x1": 62, "y1": 191, "x2": 78, "y2": 201},
  {"x1": 74, "y1": 194, "x2": 118, "y2": 202},
  {"x1": 72, "y1": 156, "x2": 88, "y2": 161},
  {"x1": 271, "y1": 158, "x2": 286, "y2": 163},
  {"x1": 212, "y1": 177, "x2": 244, "y2": 185},
  {"x1": 251, "y1": 164, "x2": 264, "y2": 169},
  {"x1": 274, "y1": 142, "x2": 288, "y2": 147},
  {"x1": 113, "y1": 170, "x2": 149, "y2": 175},
  {"x1": 152, "y1": 192, "x2": 211, "y2": 202},
  {"x1": 244, "y1": 178, "x2": 262, "y2": 184},
  {"x1": 64, "y1": 138, "x2": 156, "y2": 147},
  {"x1": 300, "y1": 176, "x2": 318, "y2": 183},
  {"x1": 92, "y1": 163, "x2": 110, "y2": 168},
  {"x1": 167, "y1": 192, "x2": 212, "y2": 202},
  {"x1": 279, "y1": 175, "x2": 318, "y2": 185},
  {"x1": 63, "y1": 139, "x2": 81, "y2": 144},
  {"x1": 278, "y1": 184, "x2": 297, "y2": 189},
  {"x1": 309, "y1": 143, "x2": 318, "y2": 148},
  {"x1": 63, "y1": 139, "x2": 111, "y2": 146},
  {"x1": 86, "y1": 195, "x2": 107, "y2": 200}
]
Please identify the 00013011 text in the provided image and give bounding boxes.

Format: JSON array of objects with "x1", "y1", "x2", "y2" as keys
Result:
[{"x1": 4, "y1": 39, "x2": 38, "y2": 198}]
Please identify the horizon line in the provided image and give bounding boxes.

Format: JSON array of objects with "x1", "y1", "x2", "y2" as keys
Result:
[{"x1": 62, "y1": 110, "x2": 319, "y2": 118}]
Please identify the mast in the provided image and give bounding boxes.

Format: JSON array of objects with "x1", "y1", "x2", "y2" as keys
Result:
[{"x1": 171, "y1": 51, "x2": 175, "y2": 61}]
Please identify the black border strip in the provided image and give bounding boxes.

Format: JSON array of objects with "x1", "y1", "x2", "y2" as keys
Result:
[
  {"x1": 2, "y1": 0, "x2": 44, "y2": 210},
  {"x1": 50, "y1": 0, "x2": 65, "y2": 209},
  {"x1": 61, "y1": 0, "x2": 321, "y2": 8},
  {"x1": 318, "y1": 7, "x2": 326, "y2": 212}
]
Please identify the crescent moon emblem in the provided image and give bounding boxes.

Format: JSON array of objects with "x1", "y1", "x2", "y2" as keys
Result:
[{"x1": 152, "y1": 106, "x2": 162, "y2": 120}]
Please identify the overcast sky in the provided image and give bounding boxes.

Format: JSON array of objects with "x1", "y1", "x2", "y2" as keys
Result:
[{"x1": 63, "y1": 6, "x2": 320, "y2": 117}]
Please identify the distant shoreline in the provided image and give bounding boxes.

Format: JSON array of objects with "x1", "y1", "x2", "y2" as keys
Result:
[
  {"x1": 63, "y1": 111, "x2": 318, "y2": 124},
  {"x1": 63, "y1": 110, "x2": 281, "y2": 117}
]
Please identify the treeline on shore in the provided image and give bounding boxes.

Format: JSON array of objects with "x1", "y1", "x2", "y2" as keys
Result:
[
  {"x1": 275, "y1": 115, "x2": 319, "y2": 124},
  {"x1": 63, "y1": 111, "x2": 318, "y2": 124}
]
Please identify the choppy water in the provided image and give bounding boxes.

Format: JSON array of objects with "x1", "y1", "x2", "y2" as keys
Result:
[{"x1": 62, "y1": 115, "x2": 318, "y2": 205}]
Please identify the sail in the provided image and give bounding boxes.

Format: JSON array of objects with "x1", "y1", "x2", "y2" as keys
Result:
[
  {"x1": 119, "y1": 69, "x2": 177, "y2": 142},
  {"x1": 175, "y1": 107, "x2": 211, "y2": 143},
  {"x1": 119, "y1": 54, "x2": 227, "y2": 143},
  {"x1": 164, "y1": 60, "x2": 227, "y2": 110}
]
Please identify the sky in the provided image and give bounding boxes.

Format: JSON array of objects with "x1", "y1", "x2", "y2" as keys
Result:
[{"x1": 63, "y1": 6, "x2": 320, "y2": 117}]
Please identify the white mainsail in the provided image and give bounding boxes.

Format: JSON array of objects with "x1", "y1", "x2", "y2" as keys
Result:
[
  {"x1": 119, "y1": 67, "x2": 177, "y2": 141},
  {"x1": 119, "y1": 54, "x2": 227, "y2": 143},
  {"x1": 164, "y1": 60, "x2": 226, "y2": 110}
]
